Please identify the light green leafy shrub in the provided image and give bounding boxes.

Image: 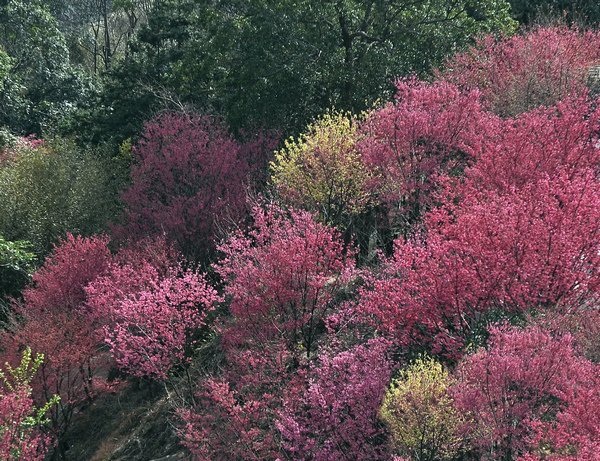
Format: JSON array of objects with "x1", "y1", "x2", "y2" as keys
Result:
[{"x1": 380, "y1": 356, "x2": 465, "y2": 461}]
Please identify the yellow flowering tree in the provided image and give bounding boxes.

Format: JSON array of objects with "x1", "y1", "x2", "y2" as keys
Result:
[
  {"x1": 380, "y1": 356, "x2": 464, "y2": 461},
  {"x1": 270, "y1": 112, "x2": 377, "y2": 229}
]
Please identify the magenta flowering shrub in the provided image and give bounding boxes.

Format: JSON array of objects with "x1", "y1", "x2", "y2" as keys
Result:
[
  {"x1": 1, "y1": 234, "x2": 112, "y2": 442},
  {"x1": 359, "y1": 94, "x2": 600, "y2": 357},
  {"x1": 464, "y1": 97, "x2": 600, "y2": 195},
  {"x1": 108, "y1": 266, "x2": 218, "y2": 379},
  {"x1": 86, "y1": 243, "x2": 221, "y2": 380},
  {"x1": 215, "y1": 204, "x2": 356, "y2": 357},
  {"x1": 118, "y1": 112, "x2": 274, "y2": 260},
  {"x1": 277, "y1": 339, "x2": 392, "y2": 461},
  {"x1": 452, "y1": 325, "x2": 600, "y2": 460},
  {"x1": 358, "y1": 79, "x2": 495, "y2": 229},
  {"x1": 21, "y1": 233, "x2": 112, "y2": 317},
  {"x1": 441, "y1": 27, "x2": 600, "y2": 116}
]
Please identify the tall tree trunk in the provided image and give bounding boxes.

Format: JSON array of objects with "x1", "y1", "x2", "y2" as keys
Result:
[
  {"x1": 337, "y1": 5, "x2": 355, "y2": 111},
  {"x1": 102, "y1": 0, "x2": 111, "y2": 70}
]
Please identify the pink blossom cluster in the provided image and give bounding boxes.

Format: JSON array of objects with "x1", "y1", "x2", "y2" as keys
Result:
[
  {"x1": 441, "y1": 26, "x2": 600, "y2": 115},
  {"x1": 454, "y1": 325, "x2": 600, "y2": 460},
  {"x1": 87, "y1": 256, "x2": 221, "y2": 379},
  {"x1": 117, "y1": 112, "x2": 276, "y2": 259},
  {"x1": 0, "y1": 388, "x2": 51, "y2": 461}
]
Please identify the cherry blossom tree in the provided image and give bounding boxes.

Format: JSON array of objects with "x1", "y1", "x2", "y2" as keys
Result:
[
  {"x1": 0, "y1": 234, "x2": 112, "y2": 450},
  {"x1": 452, "y1": 325, "x2": 600, "y2": 461},
  {"x1": 117, "y1": 112, "x2": 275, "y2": 260},
  {"x1": 180, "y1": 205, "x2": 358, "y2": 460},
  {"x1": 215, "y1": 204, "x2": 357, "y2": 358},
  {"x1": 358, "y1": 79, "x2": 495, "y2": 235},
  {"x1": 441, "y1": 27, "x2": 600, "y2": 116},
  {"x1": 86, "y1": 240, "x2": 221, "y2": 380},
  {"x1": 359, "y1": 94, "x2": 600, "y2": 357},
  {"x1": 277, "y1": 339, "x2": 392, "y2": 461}
]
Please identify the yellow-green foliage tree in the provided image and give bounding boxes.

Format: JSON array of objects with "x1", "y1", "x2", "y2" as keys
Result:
[
  {"x1": 0, "y1": 138, "x2": 126, "y2": 257},
  {"x1": 270, "y1": 112, "x2": 376, "y2": 229},
  {"x1": 380, "y1": 356, "x2": 464, "y2": 461}
]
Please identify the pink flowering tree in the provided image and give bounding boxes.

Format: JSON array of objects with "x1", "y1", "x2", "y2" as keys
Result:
[
  {"x1": 358, "y1": 94, "x2": 600, "y2": 357},
  {"x1": 180, "y1": 205, "x2": 358, "y2": 459},
  {"x1": 464, "y1": 97, "x2": 600, "y2": 196},
  {"x1": 86, "y1": 242, "x2": 221, "y2": 380},
  {"x1": 374, "y1": 174, "x2": 597, "y2": 355},
  {"x1": 0, "y1": 234, "x2": 112, "y2": 452},
  {"x1": 452, "y1": 325, "x2": 600, "y2": 461},
  {"x1": 440, "y1": 27, "x2": 600, "y2": 116},
  {"x1": 358, "y1": 79, "x2": 495, "y2": 235},
  {"x1": 215, "y1": 204, "x2": 357, "y2": 357},
  {"x1": 277, "y1": 339, "x2": 392, "y2": 461},
  {"x1": 180, "y1": 341, "x2": 295, "y2": 461},
  {"x1": 117, "y1": 112, "x2": 275, "y2": 260},
  {"x1": 19, "y1": 233, "x2": 112, "y2": 317}
]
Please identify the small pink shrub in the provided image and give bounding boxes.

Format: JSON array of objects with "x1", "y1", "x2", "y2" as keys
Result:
[
  {"x1": 277, "y1": 339, "x2": 392, "y2": 461},
  {"x1": 216, "y1": 204, "x2": 356, "y2": 357},
  {"x1": 359, "y1": 79, "x2": 496, "y2": 229},
  {"x1": 86, "y1": 242, "x2": 220, "y2": 380},
  {"x1": 452, "y1": 325, "x2": 600, "y2": 460},
  {"x1": 1, "y1": 234, "x2": 112, "y2": 441}
]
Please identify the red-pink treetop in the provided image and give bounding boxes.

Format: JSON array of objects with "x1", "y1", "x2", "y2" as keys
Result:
[
  {"x1": 440, "y1": 27, "x2": 600, "y2": 116},
  {"x1": 1, "y1": 234, "x2": 113, "y2": 442},
  {"x1": 22, "y1": 233, "x2": 112, "y2": 317},
  {"x1": 277, "y1": 338, "x2": 392, "y2": 461},
  {"x1": 86, "y1": 241, "x2": 221, "y2": 380},
  {"x1": 359, "y1": 91, "x2": 600, "y2": 357},
  {"x1": 7, "y1": 233, "x2": 112, "y2": 375},
  {"x1": 358, "y1": 79, "x2": 496, "y2": 229},
  {"x1": 215, "y1": 204, "x2": 356, "y2": 358},
  {"x1": 465, "y1": 97, "x2": 600, "y2": 195},
  {"x1": 452, "y1": 325, "x2": 600, "y2": 460},
  {"x1": 118, "y1": 112, "x2": 271, "y2": 260}
]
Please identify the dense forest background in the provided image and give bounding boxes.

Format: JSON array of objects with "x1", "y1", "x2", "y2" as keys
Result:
[
  {"x1": 0, "y1": 0, "x2": 598, "y2": 142},
  {"x1": 0, "y1": 1, "x2": 599, "y2": 460}
]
